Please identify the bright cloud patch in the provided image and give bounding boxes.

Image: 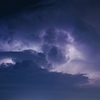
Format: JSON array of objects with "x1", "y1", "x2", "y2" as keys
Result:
[{"x1": 0, "y1": 58, "x2": 15, "y2": 65}]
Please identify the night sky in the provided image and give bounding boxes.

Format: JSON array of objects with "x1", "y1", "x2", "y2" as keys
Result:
[{"x1": 0, "y1": 0, "x2": 100, "y2": 100}]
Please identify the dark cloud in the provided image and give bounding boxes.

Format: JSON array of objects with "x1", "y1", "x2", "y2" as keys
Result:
[
  {"x1": 47, "y1": 46, "x2": 67, "y2": 64},
  {"x1": 0, "y1": 60, "x2": 88, "y2": 85},
  {"x1": 1, "y1": 60, "x2": 100, "y2": 100},
  {"x1": 0, "y1": 60, "x2": 88, "y2": 100}
]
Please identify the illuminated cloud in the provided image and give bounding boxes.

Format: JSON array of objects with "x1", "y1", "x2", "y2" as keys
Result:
[
  {"x1": 0, "y1": 0, "x2": 100, "y2": 88},
  {"x1": 0, "y1": 58, "x2": 15, "y2": 66},
  {"x1": 0, "y1": 0, "x2": 100, "y2": 100}
]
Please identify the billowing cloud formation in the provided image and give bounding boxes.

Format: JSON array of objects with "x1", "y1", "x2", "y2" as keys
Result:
[
  {"x1": 0, "y1": 0, "x2": 100, "y2": 87},
  {"x1": 0, "y1": 0, "x2": 100, "y2": 100}
]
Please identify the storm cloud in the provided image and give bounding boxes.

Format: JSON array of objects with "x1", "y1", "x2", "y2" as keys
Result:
[
  {"x1": 0, "y1": 0, "x2": 100, "y2": 84},
  {"x1": 0, "y1": 0, "x2": 100, "y2": 100}
]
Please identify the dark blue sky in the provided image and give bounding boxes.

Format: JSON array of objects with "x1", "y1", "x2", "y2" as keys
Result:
[{"x1": 0, "y1": 0, "x2": 100, "y2": 100}]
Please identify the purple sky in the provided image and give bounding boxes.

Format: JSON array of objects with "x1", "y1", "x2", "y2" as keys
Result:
[{"x1": 0, "y1": 0, "x2": 100, "y2": 100}]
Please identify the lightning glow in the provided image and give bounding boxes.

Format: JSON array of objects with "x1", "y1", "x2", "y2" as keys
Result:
[{"x1": 0, "y1": 58, "x2": 15, "y2": 65}]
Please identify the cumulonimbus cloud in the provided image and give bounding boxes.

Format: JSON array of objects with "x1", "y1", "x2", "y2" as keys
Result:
[{"x1": 0, "y1": 0, "x2": 100, "y2": 87}]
